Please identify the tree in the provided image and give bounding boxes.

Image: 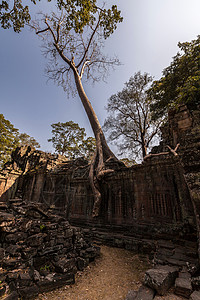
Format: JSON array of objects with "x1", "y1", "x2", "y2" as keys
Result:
[
  {"x1": 149, "y1": 36, "x2": 200, "y2": 120},
  {"x1": 0, "y1": 114, "x2": 40, "y2": 167},
  {"x1": 31, "y1": 1, "x2": 123, "y2": 216},
  {"x1": 0, "y1": 0, "x2": 38, "y2": 32},
  {"x1": 18, "y1": 132, "x2": 40, "y2": 148},
  {"x1": 48, "y1": 121, "x2": 96, "y2": 160},
  {"x1": 0, "y1": 113, "x2": 19, "y2": 166},
  {"x1": 104, "y1": 72, "x2": 162, "y2": 160}
]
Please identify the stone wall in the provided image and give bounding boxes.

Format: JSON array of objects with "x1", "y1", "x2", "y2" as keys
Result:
[{"x1": 0, "y1": 105, "x2": 199, "y2": 248}]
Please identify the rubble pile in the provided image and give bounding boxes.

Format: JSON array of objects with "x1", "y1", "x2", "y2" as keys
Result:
[
  {"x1": 125, "y1": 264, "x2": 200, "y2": 300},
  {"x1": 0, "y1": 198, "x2": 100, "y2": 299}
]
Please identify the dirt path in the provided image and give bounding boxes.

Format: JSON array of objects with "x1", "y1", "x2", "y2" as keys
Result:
[
  {"x1": 36, "y1": 245, "x2": 150, "y2": 300},
  {"x1": 36, "y1": 245, "x2": 185, "y2": 300}
]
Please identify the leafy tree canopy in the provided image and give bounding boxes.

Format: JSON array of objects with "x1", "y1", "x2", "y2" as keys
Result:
[
  {"x1": 0, "y1": 114, "x2": 40, "y2": 167},
  {"x1": 48, "y1": 121, "x2": 96, "y2": 160},
  {"x1": 0, "y1": 113, "x2": 19, "y2": 166},
  {"x1": 149, "y1": 36, "x2": 200, "y2": 120},
  {"x1": 0, "y1": 0, "x2": 123, "y2": 34},
  {"x1": 18, "y1": 132, "x2": 40, "y2": 148},
  {"x1": 104, "y1": 72, "x2": 162, "y2": 160}
]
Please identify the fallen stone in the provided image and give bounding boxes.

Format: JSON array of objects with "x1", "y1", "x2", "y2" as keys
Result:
[
  {"x1": 77, "y1": 257, "x2": 88, "y2": 271},
  {"x1": 37, "y1": 273, "x2": 75, "y2": 293},
  {"x1": 179, "y1": 271, "x2": 191, "y2": 279},
  {"x1": 53, "y1": 257, "x2": 76, "y2": 273},
  {"x1": 191, "y1": 276, "x2": 200, "y2": 290},
  {"x1": 136, "y1": 285, "x2": 155, "y2": 300},
  {"x1": 144, "y1": 265, "x2": 179, "y2": 295},
  {"x1": 4, "y1": 291, "x2": 19, "y2": 300},
  {"x1": 190, "y1": 291, "x2": 200, "y2": 300},
  {"x1": 125, "y1": 290, "x2": 137, "y2": 300},
  {"x1": 18, "y1": 284, "x2": 39, "y2": 299},
  {"x1": 0, "y1": 284, "x2": 6, "y2": 297},
  {"x1": 175, "y1": 277, "x2": 192, "y2": 298}
]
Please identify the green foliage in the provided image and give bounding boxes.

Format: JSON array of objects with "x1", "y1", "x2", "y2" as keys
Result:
[
  {"x1": 0, "y1": 113, "x2": 19, "y2": 166},
  {"x1": 0, "y1": 114, "x2": 40, "y2": 167},
  {"x1": 40, "y1": 224, "x2": 45, "y2": 231},
  {"x1": 149, "y1": 36, "x2": 200, "y2": 120},
  {"x1": 104, "y1": 72, "x2": 162, "y2": 160},
  {"x1": 0, "y1": 0, "x2": 36, "y2": 32},
  {"x1": 120, "y1": 158, "x2": 136, "y2": 167},
  {"x1": 48, "y1": 121, "x2": 96, "y2": 160},
  {"x1": 40, "y1": 264, "x2": 50, "y2": 271},
  {"x1": 18, "y1": 132, "x2": 40, "y2": 148},
  {"x1": 0, "y1": 0, "x2": 123, "y2": 34}
]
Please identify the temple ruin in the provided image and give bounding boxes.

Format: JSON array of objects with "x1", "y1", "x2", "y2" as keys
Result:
[{"x1": 0, "y1": 105, "x2": 200, "y2": 299}]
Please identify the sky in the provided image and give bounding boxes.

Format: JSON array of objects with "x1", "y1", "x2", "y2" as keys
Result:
[{"x1": 0, "y1": 0, "x2": 200, "y2": 154}]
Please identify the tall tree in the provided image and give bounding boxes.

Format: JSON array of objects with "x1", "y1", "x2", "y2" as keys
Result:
[
  {"x1": 31, "y1": 1, "x2": 123, "y2": 216},
  {"x1": 18, "y1": 133, "x2": 40, "y2": 148},
  {"x1": 48, "y1": 121, "x2": 96, "y2": 160},
  {"x1": 0, "y1": 0, "x2": 39, "y2": 32},
  {"x1": 0, "y1": 114, "x2": 19, "y2": 166},
  {"x1": 104, "y1": 72, "x2": 162, "y2": 160},
  {"x1": 149, "y1": 36, "x2": 200, "y2": 120},
  {"x1": 0, "y1": 114, "x2": 40, "y2": 167}
]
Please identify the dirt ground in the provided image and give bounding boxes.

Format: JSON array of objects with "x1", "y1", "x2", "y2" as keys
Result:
[{"x1": 36, "y1": 245, "x2": 185, "y2": 300}]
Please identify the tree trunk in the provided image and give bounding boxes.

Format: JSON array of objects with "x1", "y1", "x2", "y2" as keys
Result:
[
  {"x1": 73, "y1": 70, "x2": 119, "y2": 216},
  {"x1": 141, "y1": 133, "x2": 147, "y2": 158}
]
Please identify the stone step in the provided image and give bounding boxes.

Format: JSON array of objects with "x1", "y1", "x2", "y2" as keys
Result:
[{"x1": 9, "y1": 198, "x2": 23, "y2": 203}]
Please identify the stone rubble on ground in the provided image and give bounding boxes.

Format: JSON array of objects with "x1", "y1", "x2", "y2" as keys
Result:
[{"x1": 0, "y1": 198, "x2": 100, "y2": 299}]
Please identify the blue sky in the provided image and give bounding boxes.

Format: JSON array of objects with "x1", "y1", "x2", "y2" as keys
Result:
[{"x1": 0, "y1": 0, "x2": 200, "y2": 154}]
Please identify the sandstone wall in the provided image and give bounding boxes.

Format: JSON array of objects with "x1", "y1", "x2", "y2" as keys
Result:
[{"x1": 0, "y1": 105, "x2": 199, "y2": 242}]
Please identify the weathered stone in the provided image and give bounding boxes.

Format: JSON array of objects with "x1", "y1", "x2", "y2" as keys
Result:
[
  {"x1": 77, "y1": 257, "x2": 88, "y2": 271},
  {"x1": 0, "y1": 284, "x2": 6, "y2": 297},
  {"x1": 190, "y1": 291, "x2": 200, "y2": 300},
  {"x1": 27, "y1": 233, "x2": 47, "y2": 247},
  {"x1": 33, "y1": 270, "x2": 41, "y2": 282},
  {"x1": 18, "y1": 285, "x2": 39, "y2": 299},
  {"x1": 136, "y1": 285, "x2": 155, "y2": 300},
  {"x1": 37, "y1": 273, "x2": 75, "y2": 293},
  {"x1": 179, "y1": 271, "x2": 191, "y2": 279},
  {"x1": 6, "y1": 245, "x2": 21, "y2": 256},
  {"x1": 175, "y1": 277, "x2": 192, "y2": 298},
  {"x1": 53, "y1": 258, "x2": 76, "y2": 273},
  {"x1": 6, "y1": 272, "x2": 19, "y2": 282},
  {"x1": 4, "y1": 291, "x2": 19, "y2": 300},
  {"x1": 144, "y1": 266, "x2": 179, "y2": 295},
  {"x1": 0, "y1": 247, "x2": 5, "y2": 260},
  {"x1": 18, "y1": 272, "x2": 32, "y2": 287},
  {"x1": 125, "y1": 290, "x2": 137, "y2": 300},
  {"x1": 191, "y1": 276, "x2": 200, "y2": 290},
  {"x1": 0, "y1": 212, "x2": 15, "y2": 227}
]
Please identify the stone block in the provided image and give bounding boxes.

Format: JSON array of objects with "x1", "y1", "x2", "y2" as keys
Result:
[
  {"x1": 53, "y1": 258, "x2": 76, "y2": 273},
  {"x1": 27, "y1": 233, "x2": 47, "y2": 247},
  {"x1": 144, "y1": 266, "x2": 179, "y2": 295},
  {"x1": 18, "y1": 284, "x2": 39, "y2": 299},
  {"x1": 192, "y1": 276, "x2": 200, "y2": 290},
  {"x1": 4, "y1": 291, "x2": 19, "y2": 300},
  {"x1": 6, "y1": 245, "x2": 21, "y2": 256},
  {"x1": 77, "y1": 257, "x2": 88, "y2": 271},
  {"x1": 0, "y1": 284, "x2": 6, "y2": 297},
  {"x1": 37, "y1": 273, "x2": 75, "y2": 293},
  {"x1": 125, "y1": 290, "x2": 137, "y2": 300},
  {"x1": 136, "y1": 285, "x2": 155, "y2": 300},
  {"x1": 190, "y1": 291, "x2": 200, "y2": 300},
  {"x1": 175, "y1": 277, "x2": 192, "y2": 298},
  {"x1": 18, "y1": 272, "x2": 32, "y2": 287}
]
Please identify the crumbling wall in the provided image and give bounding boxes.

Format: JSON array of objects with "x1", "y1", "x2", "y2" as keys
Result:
[{"x1": 0, "y1": 105, "x2": 199, "y2": 243}]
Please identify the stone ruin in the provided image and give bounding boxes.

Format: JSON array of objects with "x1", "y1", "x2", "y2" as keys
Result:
[
  {"x1": 0, "y1": 104, "x2": 200, "y2": 299},
  {"x1": 0, "y1": 199, "x2": 99, "y2": 299}
]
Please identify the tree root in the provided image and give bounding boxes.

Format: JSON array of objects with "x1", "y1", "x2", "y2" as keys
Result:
[{"x1": 89, "y1": 130, "x2": 122, "y2": 217}]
